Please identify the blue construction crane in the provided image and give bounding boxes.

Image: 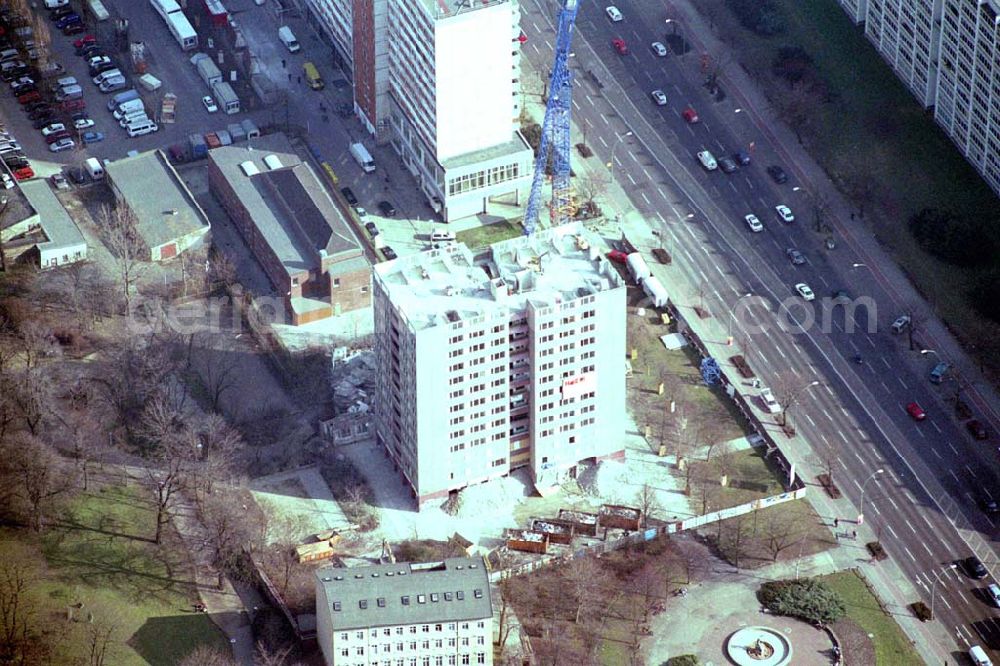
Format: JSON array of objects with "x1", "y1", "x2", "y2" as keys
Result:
[{"x1": 522, "y1": 0, "x2": 578, "y2": 236}]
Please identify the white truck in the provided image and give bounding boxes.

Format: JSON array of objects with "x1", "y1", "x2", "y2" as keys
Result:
[
  {"x1": 193, "y1": 54, "x2": 222, "y2": 88},
  {"x1": 278, "y1": 26, "x2": 300, "y2": 52},
  {"x1": 349, "y1": 142, "x2": 376, "y2": 173}
]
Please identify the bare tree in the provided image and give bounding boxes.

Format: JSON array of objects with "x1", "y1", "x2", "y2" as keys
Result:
[
  {"x1": 635, "y1": 483, "x2": 661, "y2": 527},
  {"x1": 0, "y1": 552, "x2": 43, "y2": 665},
  {"x1": 573, "y1": 172, "x2": 609, "y2": 216},
  {"x1": 564, "y1": 556, "x2": 603, "y2": 624},
  {"x1": 256, "y1": 642, "x2": 295, "y2": 666},
  {"x1": 188, "y1": 335, "x2": 241, "y2": 414},
  {"x1": 495, "y1": 576, "x2": 521, "y2": 657},
  {"x1": 143, "y1": 437, "x2": 196, "y2": 544},
  {"x1": 692, "y1": 462, "x2": 718, "y2": 514},
  {"x1": 179, "y1": 645, "x2": 237, "y2": 666},
  {"x1": 200, "y1": 492, "x2": 255, "y2": 589},
  {"x1": 98, "y1": 204, "x2": 147, "y2": 314},
  {"x1": 718, "y1": 512, "x2": 751, "y2": 568},
  {"x1": 0, "y1": 433, "x2": 71, "y2": 531},
  {"x1": 762, "y1": 509, "x2": 807, "y2": 562},
  {"x1": 902, "y1": 301, "x2": 924, "y2": 352}
]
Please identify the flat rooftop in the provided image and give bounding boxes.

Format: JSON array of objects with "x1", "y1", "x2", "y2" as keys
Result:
[
  {"x1": 18, "y1": 180, "x2": 85, "y2": 251},
  {"x1": 209, "y1": 134, "x2": 365, "y2": 280},
  {"x1": 316, "y1": 557, "x2": 492, "y2": 630},
  {"x1": 104, "y1": 150, "x2": 209, "y2": 250},
  {"x1": 0, "y1": 168, "x2": 36, "y2": 239},
  {"x1": 419, "y1": 0, "x2": 510, "y2": 20},
  {"x1": 374, "y1": 223, "x2": 623, "y2": 331},
  {"x1": 441, "y1": 130, "x2": 531, "y2": 171}
]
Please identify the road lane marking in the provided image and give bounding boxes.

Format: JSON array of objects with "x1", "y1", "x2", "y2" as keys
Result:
[
  {"x1": 921, "y1": 541, "x2": 935, "y2": 557},
  {"x1": 657, "y1": 187, "x2": 666, "y2": 199},
  {"x1": 836, "y1": 429, "x2": 849, "y2": 444},
  {"x1": 897, "y1": 377, "x2": 908, "y2": 390},
  {"x1": 804, "y1": 413, "x2": 816, "y2": 427},
  {"x1": 931, "y1": 421, "x2": 942, "y2": 434},
  {"x1": 948, "y1": 441, "x2": 960, "y2": 456},
  {"x1": 641, "y1": 192, "x2": 650, "y2": 205},
  {"x1": 902, "y1": 546, "x2": 916, "y2": 561},
  {"x1": 966, "y1": 465, "x2": 977, "y2": 479},
  {"x1": 886, "y1": 495, "x2": 899, "y2": 510},
  {"x1": 885, "y1": 524, "x2": 898, "y2": 539},
  {"x1": 930, "y1": 447, "x2": 942, "y2": 460},
  {"x1": 914, "y1": 427, "x2": 926, "y2": 438},
  {"x1": 905, "y1": 519, "x2": 917, "y2": 533},
  {"x1": 598, "y1": 135, "x2": 608, "y2": 148},
  {"x1": 881, "y1": 357, "x2": 891, "y2": 369}
]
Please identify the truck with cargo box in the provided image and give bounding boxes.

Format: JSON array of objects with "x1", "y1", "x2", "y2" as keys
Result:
[{"x1": 211, "y1": 81, "x2": 240, "y2": 114}]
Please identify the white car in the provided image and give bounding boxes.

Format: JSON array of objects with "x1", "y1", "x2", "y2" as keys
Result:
[
  {"x1": 605, "y1": 6, "x2": 623, "y2": 22},
  {"x1": 651, "y1": 89, "x2": 667, "y2": 106},
  {"x1": 760, "y1": 388, "x2": 781, "y2": 414},
  {"x1": 41, "y1": 123, "x2": 66, "y2": 137},
  {"x1": 651, "y1": 42, "x2": 667, "y2": 57},
  {"x1": 44, "y1": 0, "x2": 69, "y2": 7},
  {"x1": 1, "y1": 173, "x2": 14, "y2": 189},
  {"x1": 202, "y1": 95, "x2": 218, "y2": 113},
  {"x1": 744, "y1": 214, "x2": 763, "y2": 232},
  {"x1": 49, "y1": 138, "x2": 75, "y2": 153},
  {"x1": 794, "y1": 283, "x2": 815, "y2": 301},
  {"x1": 697, "y1": 150, "x2": 717, "y2": 171},
  {"x1": 775, "y1": 204, "x2": 795, "y2": 223},
  {"x1": 73, "y1": 118, "x2": 95, "y2": 130}
]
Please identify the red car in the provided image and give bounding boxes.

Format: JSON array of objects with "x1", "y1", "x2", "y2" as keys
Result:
[
  {"x1": 73, "y1": 35, "x2": 96, "y2": 49},
  {"x1": 606, "y1": 250, "x2": 628, "y2": 264},
  {"x1": 906, "y1": 402, "x2": 926, "y2": 421},
  {"x1": 45, "y1": 130, "x2": 72, "y2": 145},
  {"x1": 612, "y1": 38, "x2": 628, "y2": 55},
  {"x1": 17, "y1": 90, "x2": 41, "y2": 105},
  {"x1": 61, "y1": 99, "x2": 86, "y2": 112},
  {"x1": 13, "y1": 166, "x2": 34, "y2": 181},
  {"x1": 682, "y1": 107, "x2": 700, "y2": 123}
]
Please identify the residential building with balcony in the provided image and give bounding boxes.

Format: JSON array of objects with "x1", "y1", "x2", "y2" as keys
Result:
[{"x1": 372, "y1": 223, "x2": 626, "y2": 509}]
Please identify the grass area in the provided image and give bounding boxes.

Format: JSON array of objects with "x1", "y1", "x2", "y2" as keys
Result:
[
  {"x1": 698, "y1": 0, "x2": 1000, "y2": 371},
  {"x1": 1, "y1": 483, "x2": 228, "y2": 665},
  {"x1": 455, "y1": 220, "x2": 523, "y2": 248},
  {"x1": 626, "y1": 295, "x2": 750, "y2": 449},
  {"x1": 817, "y1": 570, "x2": 923, "y2": 665}
]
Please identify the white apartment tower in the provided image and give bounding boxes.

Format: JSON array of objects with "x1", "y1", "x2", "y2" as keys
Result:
[
  {"x1": 303, "y1": 0, "x2": 533, "y2": 222},
  {"x1": 315, "y1": 557, "x2": 493, "y2": 666},
  {"x1": 836, "y1": 0, "x2": 1000, "y2": 195},
  {"x1": 372, "y1": 224, "x2": 626, "y2": 509}
]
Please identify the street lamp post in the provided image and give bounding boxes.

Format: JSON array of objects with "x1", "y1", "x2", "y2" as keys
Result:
[
  {"x1": 665, "y1": 19, "x2": 677, "y2": 35},
  {"x1": 782, "y1": 380, "x2": 821, "y2": 427},
  {"x1": 607, "y1": 130, "x2": 633, "y2": 181},
  {"x1": 857, "y1": 468, "x2": 884, "y2": 525},
  {"x1": 930, "y1": 563, "x2": 958, "y2": 620}
]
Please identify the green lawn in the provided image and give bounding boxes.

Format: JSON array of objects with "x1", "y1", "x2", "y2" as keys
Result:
[
  {"x1": 455, "y1": 220, "x2": 523, "y2": 248},
  {"x1": 817, "y1": 570, "x2": 922, "y2": 665},
  {"x1": 2, "y1": 483, "x2": 229, "y2": 665},
  {"x1": 700, "y1": 0, "x2": 1000, "y2": 370}
]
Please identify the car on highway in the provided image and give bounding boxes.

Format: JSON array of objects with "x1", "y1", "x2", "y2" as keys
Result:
[
  {"x1": 48, "y1": 137, "x2": 74, "y2": 152},
  {"x1": 760, "y1": 388, "x2": 781, "y2": 414},
  {"x1": 967, "y1": 420, "x2": 988, "y2": 440},
  {"x1": 964, "y1": 556, "x2": 989, "y2": 579},
  {"x1": 378, "y1": 200, "x2": 397, "y2": 217},
  {"x1": 80, "y1": 131, "x2": 104, "y2": 144},
  {"x1": 767, "y1": 165, "x2": 788, "y2": 184},
  {"x1": 606, "y1": 250, "x2": 628, "y2": 264},
  {"x1": 612, "y1": 38, "x2": 628, "y2": 55},
  {"x1": 906, "y1": 402, "x2": 926, "y2": 421},
  {"x1": 382, "y1": 246, "x2": 398, "y2": 261},
  {"x1": 341, "y1": 187, "x2": 358, "y2": 205},
  {"x1": 786, "y1": 248, "x2": 806, "y2": 265},
  {"x1": 682, "y1": 107, "x2": 699, "y2": 123},
  {"x1": 650, "y1": 89, "x2": 666, "y2": 106},
  {"x1": 73, "y1": 117, "x2": 94, "y2": 130},
  {"x1": 696, "y1": 150, "x2": 717, "y2": 171},
  {"x1": 979, "y1": 493, "x2": 1000, "y2": 515},
  {"x1": 605, "y1": 5, "x2": 623, "y2": 22},
  {"x1": 775, "y1": 204, "x2": 795, "y2": 223},
  {"x1": 744, "y1": 214, "x2": 763, "y2": 233},
  {"x1": 891, "y1": 314, "x2": 911, "y2": 334},
  {"x1": 41, "y1": 122, "x2": 66, "y2": 137},
  {"x1": 364, "y1": 221, "x2": 378, "y2": 236},
  {"x1": 718, "y1": 156, "x2": 738, "y2": 174},
  {"x1": 987, "y1": 583, "x2": 1000, "y2": 607},
  {"x1": 202, "y1": 95, "x2": 218, "y2": 113},
  {"x1": 734, "y1": 150, "x2": 751, "y2": 166},
  {"x1": 795, "y1": 283, "x2": 815, "y2": 301},
  {"x1": 651, "y1": 41, "x2": 667, "y2": 56}
]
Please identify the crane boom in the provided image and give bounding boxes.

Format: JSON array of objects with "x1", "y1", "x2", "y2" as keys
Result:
[{"x1": 522, "y1": 0, "x2": 578, "y2": 236}]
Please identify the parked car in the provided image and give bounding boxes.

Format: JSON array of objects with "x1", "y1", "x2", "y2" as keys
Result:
[
  {"x1": 73, "y1": 117, "x2": 94, "y2": 130},
  {"x1": 45, "y1": 129, "x2": 72, "y2": 144},
  {"x1": 378, "y1": 200, "x2": 396, "y2": 217},
  {"x1": 734, "y1": 150, "x2": 751, "y2": 166},
  {"x1": 49, "y1": 6, "x2": 74, "y2": 20},
  {"x1": 0, "y1": 172, "x2": 13, "y2": 189},
  {"x1": 964, "y1": 556, "x2": 989, "y2": 579},
  {"x1": 606, "y1": 250, "x2": 629, "y2": 264},
  {"x1": 16, "y1": 90, "x2": 40, "y2": 104},
  {"x1": 718, "y1": 156, "x2": 738, "y2": 174},
  {"x1": 341, "y1": 187, "x2": 358, "y2": 205},
  {"x1": 56, "y1": 14, "x2": 82, "y2": 30},
  {"x1": 80, "y1": 130, "x2": 104, "y2": 144},
  {"x1": 201, "y1": 95, "x2": 218, "y2": 113},
  {"x1": 767, "y1": 165, "x2": 788, "y2": 184},
  {"x1": 63, "y1": 23, "x2": 85, "y2": 36},
  {"x1": 759, "y1": 388, "x2": 781, "y2": 414},
  {"x1": 48, "y1": 137, "x2": 74, "y2": 152},
  {"x1": 41, "y1": 122, "x2": 66, "y2": 137},
  {"x1": 979, "y1": 493, "x2": 1000, "y2": 515},
  {"x1": 651, "y1": 41, "x2": 667, "y2": 56},
  {"x1": 49, "y1": 172, "x2": 69, "y2": 189},
  {"x1": 605, "y1": 5, "x2": 623, "y2": 22},
  {"x1": 364, "y1": 221, "x2": 378, "y2": 236},
  {"x1": 73, "y1": 35, "x2": 96, "y2": 51},
  {"x1": 31, "y1": 113, "x2": 56, "y2": 128},
  {"x1": 13, "y1": 166, "x2": 34, "y2": 181},
  {"x1": 381, "y1": 246, "x2": 397, "y2": 260},
  {"x1": 696, "y1": 150, "x2": 717, "y2": 171},
  {"x1": 650, "y1": 89, "x2": 666, "y2": 106},
  {"x1": 682, "y1": 107, "x2": 699, "y2": 123}
]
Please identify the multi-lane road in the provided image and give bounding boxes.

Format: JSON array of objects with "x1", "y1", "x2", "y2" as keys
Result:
[{"x1": 521, "y1": 0, "x2": 1000, "y2": 659}]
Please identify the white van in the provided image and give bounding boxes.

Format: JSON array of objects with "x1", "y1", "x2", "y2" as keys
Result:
[
  {"x1": 113, "y1": 99, "x2": 145, "y2": 120},
  {"x1": 126, "y1": 119, "x2": 158, "y2": 137},
  {"x1": 970, "y1": 646, "x2": 993, "y2": 666},
  {"x1": 430, "y1": 230, "x2": 456, "y2": 243},
  {"x1": 55, "y1": 76, "x2": 78, "y2": 88},
  {"x1": 84, "y1": 157, "x2": 104, "y2": 180},
  {"x1": 92, "y1": 69, "x2": 122, "y2": 86},
  {"x1": 119, "y1": 110, "x2": 148, "y2": 127},
  {"x1": 56, "y1": 84, "x2": 83, "y2": 101},
  {"x1": 278, "y1": 26, "x2": 300, "y2": 52},
  {"x1": 0, "y1": 49, "x2": 20, "y2": 63}
]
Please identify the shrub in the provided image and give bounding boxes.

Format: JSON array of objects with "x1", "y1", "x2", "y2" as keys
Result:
[
  {"x1": 968, "y1": 269, "x2": 1000, "y2": 323},
  {"x1": 911, "y1": 601, "x2": 932, "y2": 621},
  {"x1": 758, "y1": 579, "x2": 846, "y2": 625},
  {"x1": 726, "y1": 0, "x2": 786, "y2": 36},
  {"x1": 908, "y1": 207, "x2": 996, "y2": 267},
  {"x1": 772, "y1": 46, "x2": 814, "y2": 85},
  {"x1": 665, "y1": 656, "x2": 700, "y2": 666}
]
